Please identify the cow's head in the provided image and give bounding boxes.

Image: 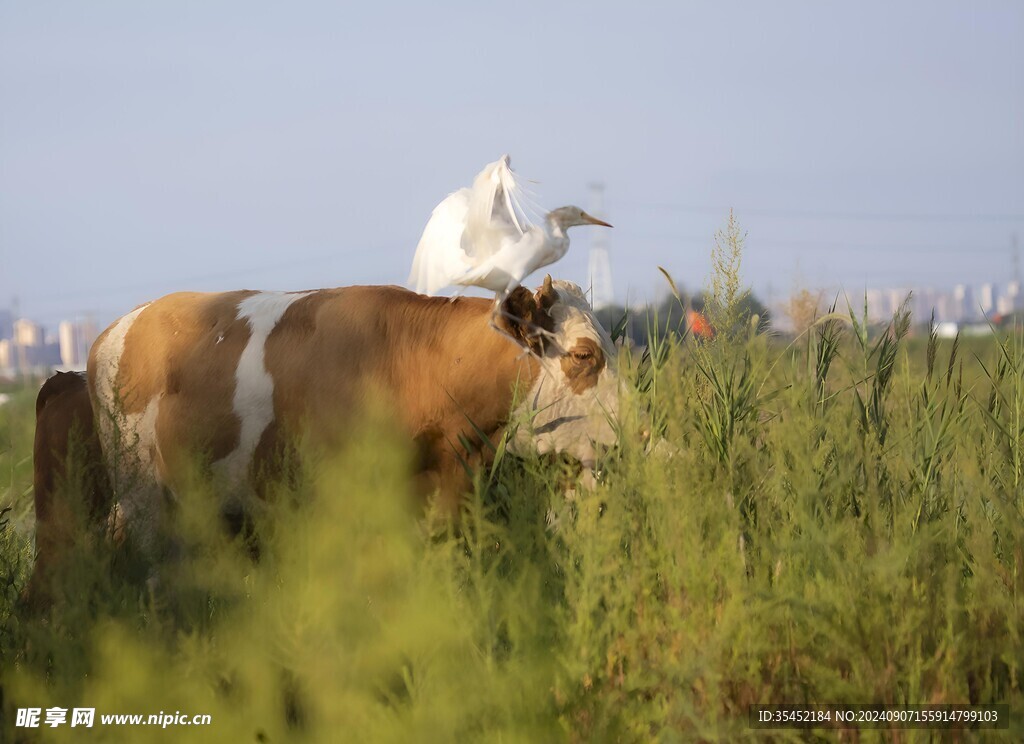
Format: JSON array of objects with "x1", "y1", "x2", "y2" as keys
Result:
[{"x1": 498, "y1": 276, "x2": 620, "y2": 470}]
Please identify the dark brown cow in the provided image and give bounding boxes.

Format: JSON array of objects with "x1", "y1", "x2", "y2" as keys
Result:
[{"x1": 24, "y1": 371, "x2": 110, "y2": 608}]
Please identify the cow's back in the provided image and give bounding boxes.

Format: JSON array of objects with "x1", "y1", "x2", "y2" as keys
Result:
[{"x1": 260, "y1": 286, "x2": 534, "y2": 450}]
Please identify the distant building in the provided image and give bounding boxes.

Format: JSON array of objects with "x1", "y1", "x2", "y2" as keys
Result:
[
  {"x1": 911, "y1": 289, "x2": 937, "y2": 323},
  {"x1": 888, "y1": 288, "x2": 909, "y2": 316},
  {"x1": 864, "y1": 289, "x2": 884, "y2": 321},
  {"x1": 58, "y1": 318, "x2": 98, "y2": 369},
  {"x1": 848, "y1": 280, "x2": 1024, "y2": 325},
  {"x1": 59, "y1": 322, "x2": 78, "y2": 367},
  {"x1": 0, "y1": 317, "x2": 63, "y2": 374},
  {"x1": 998, "y1": 280, "x2": 1020, "y2": 316},
  {"x1": 862, "y1": 288, "x2": 912, "y2": 323},
  {"x1": 13, "y1": 318, "x2": 43, "y2": 347},
  {"x1": 952, "y1": 284, "x2": 972, "y2": 322},
  {"x1": 914, "y1": 287, "x2": 952, "y2": 324},
  {"x1": 25, "y1": 342, "x2": 61, "y2": 368},
  {"x1": 979, "y1": 283, "x2": 996, "y2": 317}
]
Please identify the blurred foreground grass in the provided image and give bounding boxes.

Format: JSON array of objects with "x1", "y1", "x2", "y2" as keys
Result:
[{"x1": 1, "y1": 301, "x2": 1022, "y2": 741}]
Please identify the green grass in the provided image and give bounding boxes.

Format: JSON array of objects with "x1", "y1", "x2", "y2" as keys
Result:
[
  {"x1": 1, "y1": 308, "x2": 1022, "y2": 741},
  {"x1": 1, "y1": 385, "x2": 35, "y2": 616}
]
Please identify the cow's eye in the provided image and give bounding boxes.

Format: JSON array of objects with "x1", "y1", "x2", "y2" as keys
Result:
[{"x1": 572, "y1": 349, "x2": 593, "y2": 362}]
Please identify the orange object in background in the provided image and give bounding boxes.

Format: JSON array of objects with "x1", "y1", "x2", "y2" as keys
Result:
[{"x1": 688, "y1": 310, "x2": 715, "y2": 339}]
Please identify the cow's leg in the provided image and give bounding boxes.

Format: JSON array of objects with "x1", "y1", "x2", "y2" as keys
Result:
[
  {"x1": 114, "y1": 483, "x2": 173, "y2": 560},
  {"x1": 413, "y1": 428, "x2": 469, "y2": 517},
  {"x1": 433, "y1": 450, "x2": 474, "y2": 516}
]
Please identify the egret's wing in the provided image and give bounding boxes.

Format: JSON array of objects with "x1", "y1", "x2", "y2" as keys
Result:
[
  {"x1": 497, "y1": 162, "x2": 547, "y2": 232},
  {"x1": 408, "y1": 188, "x2": 473, "y2": 295},
  {"x1": 451, "y1": 229, "x2": 540, "y2": 293},
  {"x1": 463, "y1": 155, "x2": 533, "y2": 261},
  {"x1": 494, "y1": 156, "x2": 525, "y2": 235},
  {"x1": 409, "y1": 156, "x2": 544, "y2": 295}
]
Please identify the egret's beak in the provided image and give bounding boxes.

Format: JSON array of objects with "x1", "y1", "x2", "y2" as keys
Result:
[{"x1": 581, "y1": 212, "x2": 613, "y2": 228}]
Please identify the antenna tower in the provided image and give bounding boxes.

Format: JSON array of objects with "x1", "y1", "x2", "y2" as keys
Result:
[
  {"x1": 1013, "y1": 232, "x2": 1020, "y2": 285},
  {"x1": 587, "y1": 182, "x2": 614, "y2": 310}
]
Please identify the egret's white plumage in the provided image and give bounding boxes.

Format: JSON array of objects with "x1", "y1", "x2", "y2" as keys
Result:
[{"x1": 408, "y1": 156, "x2": 611, "y2": 297}]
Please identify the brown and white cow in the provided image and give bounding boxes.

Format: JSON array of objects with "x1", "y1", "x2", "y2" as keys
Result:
[{"x1": 87, "y1": 277, "x2": 620, "y2": 557}]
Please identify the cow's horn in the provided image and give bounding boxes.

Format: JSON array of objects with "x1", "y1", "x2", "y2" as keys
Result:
[{"x1": 538, "y1": 274, "x2": 558, "y2": 311}]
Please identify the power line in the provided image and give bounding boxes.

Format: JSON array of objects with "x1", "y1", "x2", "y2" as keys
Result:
[
  {"x1": 25, "y1": 242, "x2": 408, "y2": 304},
  {"x1": 619, "y1": 202, "x2": 1024, "y2": 224},
  {"x1": 619, "y1": 230, "x2": 1014, "y2": 254}
]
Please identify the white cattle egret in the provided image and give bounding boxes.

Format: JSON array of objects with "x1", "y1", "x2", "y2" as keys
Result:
[{"x1": 408, "y1": 156, "x2": 612, "y2": 298}]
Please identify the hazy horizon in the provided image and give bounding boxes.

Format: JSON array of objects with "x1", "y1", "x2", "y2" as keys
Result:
[{"x1": 2, "y1": 2, "x2": 1022, "y2": 330}]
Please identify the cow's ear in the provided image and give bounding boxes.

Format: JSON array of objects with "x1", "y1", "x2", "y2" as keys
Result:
[
  {"x1": 499, "y1": 286, "x2": 550, "y2": 354},
  {"x1": 536, "y1": 274, "x2": 558, "y2": 314}
]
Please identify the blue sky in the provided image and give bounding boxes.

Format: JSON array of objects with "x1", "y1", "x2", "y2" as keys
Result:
[{"x1": 1, "y1": 1, "x2": 1022, "y2": 327}]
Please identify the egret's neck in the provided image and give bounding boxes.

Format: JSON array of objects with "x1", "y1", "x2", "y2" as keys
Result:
[{"x1": 545, "y1": 214, "x2": 569, "y2": 238}]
